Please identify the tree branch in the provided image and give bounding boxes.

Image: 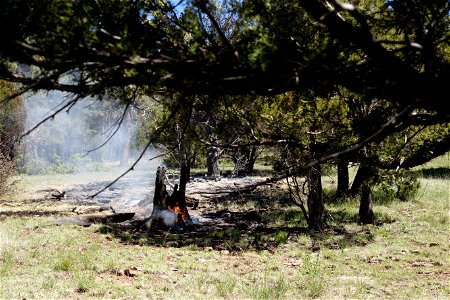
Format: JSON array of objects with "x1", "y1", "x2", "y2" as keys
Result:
[{"x1": 89, "y1": 95, "x2": 185, "y2": 198}]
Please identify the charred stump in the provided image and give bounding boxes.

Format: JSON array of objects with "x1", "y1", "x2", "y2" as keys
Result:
[
  {"x1": 144, "y1": 167, "x2": 168, "y2": 229},
  {"x1": 153, "y1": 166, "x2": 167, "y2": 207},
  {"x1": 144, "y1": 165, "x2": 192, "y2": 230}
]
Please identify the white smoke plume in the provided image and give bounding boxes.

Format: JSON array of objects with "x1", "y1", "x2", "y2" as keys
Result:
[
  {"x1": 157, "y1": 209, "x2": 177, "y2": 227},
  {"x1": 20, "y1": 89, "x2": 163, "y2": 214}
]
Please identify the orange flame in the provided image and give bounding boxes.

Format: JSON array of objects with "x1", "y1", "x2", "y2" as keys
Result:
[{"x1": 168, "y1": 205, "x2": 188, "y2": 223}]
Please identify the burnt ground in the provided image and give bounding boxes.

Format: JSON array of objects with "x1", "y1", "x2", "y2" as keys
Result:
[
  {"x1": 57, "y1": 171, "x2": 275, "y2": 223},
  {"x1": 89, "y1": 173, "x2": 315, "y2": 252},
  {"x1": 1, "y1": 170, "x2": 375, "y2": 252}
]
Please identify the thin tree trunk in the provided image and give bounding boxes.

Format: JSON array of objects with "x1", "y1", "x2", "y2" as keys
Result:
[
  {"x1": 350, "y1": 164, "x2": 367, "y2": 196},
  {"x1": 337, "y1": 159, "x2": 349, "y2": 197},
  {"x1": 245, "y1": 146, "x2": 257, "y2": 174},
  {"x1": 359, "y1": 184, "x2": 375, "y2": 224},
  {"x1": 307, "y1": 165, "x2": 325, "y2": 229}
]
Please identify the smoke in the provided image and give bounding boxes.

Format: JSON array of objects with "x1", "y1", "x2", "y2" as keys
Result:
[
  {"x1": 155, "y1": 209, "x2": 177, "y2": 227},
  {"x1": 21, "y1": 90, "x2": 141, "y2": 174},
  {"x1": 20, "y1": 89, "x2": 163, "y2": 213}
]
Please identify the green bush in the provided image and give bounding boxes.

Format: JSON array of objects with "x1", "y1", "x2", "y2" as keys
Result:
[
  {"x1": 375, "y1": 169, "x2": 420, "y2": 202},
  {"x1": 0, "y1": 153, "x2": 17, "y2": 196},
  {"x1": 51, "y1": 155, "x2": 75, "y2": 174}
]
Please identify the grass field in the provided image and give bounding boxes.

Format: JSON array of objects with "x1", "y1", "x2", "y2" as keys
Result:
[{"x1": 0, "y1": 155, "x2": 449, "y2": 299}]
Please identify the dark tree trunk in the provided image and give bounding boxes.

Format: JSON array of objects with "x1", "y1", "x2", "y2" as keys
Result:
[
  {"x1": 178, "y1": 164, "x2": 189, "y2": 211},
  {"x1": 359, "y1": 184, "x2": 375, "y2": 224},
  {"x1": 245, "y1": 146, "x2": 257, "y2": 173},
  {"x1": 337, "y1": 159, "x2": 349, "y2": 197},
  {"x1": 307, "y1": 165, "x2": 325, "y2": 230},
  {"x1": 350, "y1": 163, "x2": 369, "y2": 196},
  {"x1": 351, "y1": 163, "x2": 376, "y2": 224}
]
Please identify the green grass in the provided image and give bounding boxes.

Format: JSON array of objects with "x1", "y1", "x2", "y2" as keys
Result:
[{"x1": 0, "y1": 155, "x2": 449, "y2": 299}]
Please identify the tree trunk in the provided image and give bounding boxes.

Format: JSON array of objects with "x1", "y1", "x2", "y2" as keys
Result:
[
  {"x1": 152, "y1": 166, "x2": 167, "y2": 207},
  {"x1": 337, "y1": 158, "x2": 349, "y2": 197},
  {"x1": 350, "y1": 163, "x2": 367, "y2": 196},
  {"x1": 307, "y1": 165, "x2": 325, "y2": 230},
  {"x1": 359, "y1": 184, "x2": 375, "y2": 224},
  {"x1": 206, "y1": 146, "x2": 220, "y2": 178},
  {"x1": 352, "y1": 163, "x2": 376, "y2": 224},
  {"x1": 205, "y1": 116, "x2": 220, "y2": 178},
  {"x1": 245, "y1": 146, "x2": 257, "y2": 174}
]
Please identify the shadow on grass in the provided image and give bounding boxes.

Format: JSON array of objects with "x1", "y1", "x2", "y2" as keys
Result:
[
  {"x1": 414, "y1": 167, "x2": 450, "y2": 179},
  {"x1": 327, "y1": 208, "x2": 396, "y2": 225},
  {"x1": 95, "y1": 204, "x2": 387, "y2": 253},
  {"x1": 0, "y1": 209, "x2": 66, "y2": 221}
]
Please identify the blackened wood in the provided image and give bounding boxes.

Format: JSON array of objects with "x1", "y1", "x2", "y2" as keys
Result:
[
  {"x1": 153, "y1": 166, "x2": 167, "y2": 207},
  {"x1": 207, "y1": 146, "x2": 220, "y2": 177},
  {"x1": 178, "y1": 164, "x2": 189, "y2": 210}
]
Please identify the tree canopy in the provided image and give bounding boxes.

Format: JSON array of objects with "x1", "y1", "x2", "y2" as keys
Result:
[{"x1": 0, "y1": 0, "x2": 449, "y2": 167}]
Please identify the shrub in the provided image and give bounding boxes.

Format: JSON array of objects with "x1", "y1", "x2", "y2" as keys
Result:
[
  {"x1": 0, "y1": 153, "x2": 18, "y2": 197},
  {"x1": 376, "y1": 169, "x2": 420, "y2": 202}
]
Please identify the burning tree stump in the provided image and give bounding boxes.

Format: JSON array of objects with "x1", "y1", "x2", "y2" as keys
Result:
[{"x1": 143, "y1": 166, "x2": 192, "y2": 230}]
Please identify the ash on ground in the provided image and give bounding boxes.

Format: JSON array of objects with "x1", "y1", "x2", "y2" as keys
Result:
[{"x1": 59, "y1": 172, "x2": 268, "y2": 224}]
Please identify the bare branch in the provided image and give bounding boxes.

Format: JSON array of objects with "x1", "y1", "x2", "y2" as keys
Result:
[
  {"x1": 194, "y1": 0, "x2": 237, "y2": 58},
  {"x1": 20, "y1": 96, "x2": 82, "y2": 138},
  {"x1": 85, "y1": 102, "x2": 132, "y2": 155}
]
